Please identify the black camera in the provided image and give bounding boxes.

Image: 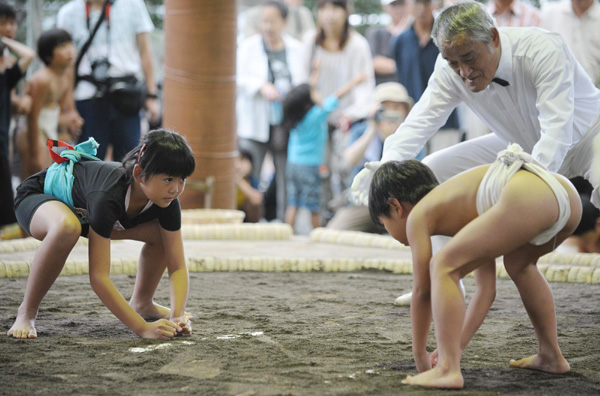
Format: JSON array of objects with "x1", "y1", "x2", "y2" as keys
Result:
[{"x1": 90, "y1": 58, "x2": 111, "y2": 83}]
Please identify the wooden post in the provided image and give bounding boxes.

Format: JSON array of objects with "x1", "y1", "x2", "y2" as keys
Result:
[{"x1": 163, "y1": 0, "x2": 237, "y2": 209}]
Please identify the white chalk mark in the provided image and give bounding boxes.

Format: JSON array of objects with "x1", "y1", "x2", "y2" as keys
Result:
[{"x1": 129, "y1": 340, "x2": 196, "y2": 353}]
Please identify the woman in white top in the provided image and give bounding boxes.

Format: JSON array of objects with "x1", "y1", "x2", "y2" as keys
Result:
[
  {"x1": 301, "y1": 0, "x2": 375, "y2": 212},
  {"x1": 302, "y1": 0, "x2": 375, "y2": 127},
  {"x1": 236, "y1": 0, "x2": 307, "y2": 221}
]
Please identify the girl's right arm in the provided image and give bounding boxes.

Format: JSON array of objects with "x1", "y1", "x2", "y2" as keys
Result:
[{"x1": 87, "y1": 228, "x2": 180, "y2": 340}]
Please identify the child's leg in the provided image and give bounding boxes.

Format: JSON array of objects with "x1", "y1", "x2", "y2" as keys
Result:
[
  {"x1": 310, "y1": 211, "x2": 320, "y2": 229},
  {"x1": 504, "y1": 247, "x2": 570, "y2": 373},
  {"x1": 405, "y1": 193, "x2": 562, "y2": 388},
  {"x1": 285, "y1": 206, "x2": 298, "y2": 228},
  {"x1": 8, "y1": 201, "x2": 81, "y2": 339}
]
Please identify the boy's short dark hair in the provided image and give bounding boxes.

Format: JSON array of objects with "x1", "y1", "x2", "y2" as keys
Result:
[
  {"x1": 37, "y1": 28, "x2": 72, "y2": 66},
  {"x1": 263, "y1": 0, "x2": 289, "y2": 20},
  {"x1": 369, "y1": 160, "x2": 439, "y2": 227},
  {"x1": 0, "y1": 2, "x2": 16, "y2": 21}
]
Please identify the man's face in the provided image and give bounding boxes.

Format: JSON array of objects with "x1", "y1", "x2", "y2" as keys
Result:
[
  {"x1": 0, "y1": 17, "x2": 17, "y2": 39},
  {"x1": 440, "y1": 30, "x2": 501, "y2": 93}
]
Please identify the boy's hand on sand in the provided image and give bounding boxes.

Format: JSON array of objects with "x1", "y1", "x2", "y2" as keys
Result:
[
  {"x1": 140, "y1": 319, "x2": 180, "y2": 340},
  {"x1": 351, "y1": 161, "x2": 381, "y2": 206},
  {"x1": 172, "y1": 316, "x2": 192, "y2": 336}
]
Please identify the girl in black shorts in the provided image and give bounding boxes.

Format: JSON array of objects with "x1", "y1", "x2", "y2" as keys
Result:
[{"x1": 8, "y1": 129, "x2": 195, "y2": 340}]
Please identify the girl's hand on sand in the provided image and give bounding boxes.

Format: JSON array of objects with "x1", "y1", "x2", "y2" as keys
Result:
[
  {"x1": 140, "y1": 319, "x2": 180, "y2": 340},
  {"x1": 172, "y1": 316, "x2": 192, "y2": 336}
]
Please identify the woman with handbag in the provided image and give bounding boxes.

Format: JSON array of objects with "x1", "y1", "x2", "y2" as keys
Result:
[{"x1": 236, "y1": 0, "x2": 307, "y2": 222}]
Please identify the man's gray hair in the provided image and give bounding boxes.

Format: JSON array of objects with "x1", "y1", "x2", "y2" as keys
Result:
[{"x1": 431, "y1": 0, "x2": 496, "y2": 49}]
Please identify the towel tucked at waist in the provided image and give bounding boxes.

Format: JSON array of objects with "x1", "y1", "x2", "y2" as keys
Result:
[{"x1": 476, "y1": 143, "x2": 571, "y2": 246}]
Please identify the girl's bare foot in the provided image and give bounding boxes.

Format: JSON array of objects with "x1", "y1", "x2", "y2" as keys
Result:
[
  {"x1": 402, "y1": 366, "x2": 464, "y2": 389},
  {"x1": 509, "y1": 354, "x2": 570, "y2": 374},
  {"x1": 129, "y1": 300, "x2": 192, "y2": 321},
  {"x1": 7, "y1": 315, "x2": 37, "y2": 339}
]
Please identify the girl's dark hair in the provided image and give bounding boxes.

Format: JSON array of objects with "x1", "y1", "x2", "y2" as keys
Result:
[
  {"x1": 263, "y1": 0, "x2": 288, "y2": 20},
  {"x1": 316, "y1": 0, "x2": 350, "y2": 49},
  {"x1": 369, "y1": 160, "x2": 439, "y2": 227},
  {"x1": 122, "y1": 129, "x2": 195, "y2": 184},
  {"x1": 37, "y1": 28, "x2": 72, "y2": 66},
  {"x1": 282, "y1": 83, "x2": 314, "y2": 131},
  {"x1": 0, "y1": 2, "x2": 16, "y2": 20}
]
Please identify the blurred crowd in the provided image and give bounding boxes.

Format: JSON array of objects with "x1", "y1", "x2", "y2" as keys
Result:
[
  {"x1": 1, "y1": 0, "x2": 599, "y2": 253},
  {"x1": 233, "y1": 0, "x2": 600, "y2": 242}
]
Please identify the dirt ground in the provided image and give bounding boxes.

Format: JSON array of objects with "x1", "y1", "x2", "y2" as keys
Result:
[{"x1": 1, "y1": 269, "x2": 599, "y2": 396}]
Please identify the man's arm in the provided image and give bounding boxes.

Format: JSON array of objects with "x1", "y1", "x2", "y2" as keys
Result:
[
  {"x1": 529, "y1": 36, "x2": 585, "y2": 172},
  {"x1": 137, "y1": 31, "x2": 160, "y2": 123}
]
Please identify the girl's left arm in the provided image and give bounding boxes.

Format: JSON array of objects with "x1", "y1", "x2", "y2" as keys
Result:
[
  {"x1": 88, "y1": 228, "x2": 179, "y2": 339},
  {"x1": 160, "y1": 227, "x2": 189, "y2": 322}
]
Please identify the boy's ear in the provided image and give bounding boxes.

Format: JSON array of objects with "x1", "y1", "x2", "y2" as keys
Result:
[{"x1": 388, "y1": 198, "x2": 402, "y2": 213}]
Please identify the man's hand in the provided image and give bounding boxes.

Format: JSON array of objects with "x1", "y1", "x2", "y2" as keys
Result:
[{"x1": 351, "y1": 161, "x2": 382, "y2": 206}]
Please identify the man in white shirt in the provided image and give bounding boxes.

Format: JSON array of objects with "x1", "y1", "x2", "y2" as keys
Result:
[
  {"x1": 541, "y1": 0, "x2": 600, "y2": 86},
  {"x1": 352, "y1": 0, "x2": 600, "y2": 209},
  {"x1": 57, "y1": 0, "x2": 160, "y2": 161}
]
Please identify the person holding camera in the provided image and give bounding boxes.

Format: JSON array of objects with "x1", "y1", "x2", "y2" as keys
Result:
[
  {"x1": 325, "y1": 82, "x2": 412, "y2": 233},
  {"x1": 56, "y1": 0, "x2": 160, "y2": 161}
]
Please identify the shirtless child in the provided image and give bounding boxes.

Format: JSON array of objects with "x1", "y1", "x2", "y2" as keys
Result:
[
  {"x1": 368, "y1": 144, "x2": 581, "y2": 389},
  {"x1": 18, "y1": 28, "x2": 83, "y2": 178}
]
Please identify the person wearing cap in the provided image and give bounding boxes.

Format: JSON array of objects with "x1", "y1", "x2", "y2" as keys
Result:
[{"x1": 326, "y1": 82, "x2": 413, "y2": 233}]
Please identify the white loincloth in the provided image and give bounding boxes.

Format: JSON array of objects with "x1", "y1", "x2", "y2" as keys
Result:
[
  {"x1": 38, "y1": 106, "x2": 60, "y2": 140},
  {"x1": 476, "y1": 143, "x2": 571, "y2": 246}
]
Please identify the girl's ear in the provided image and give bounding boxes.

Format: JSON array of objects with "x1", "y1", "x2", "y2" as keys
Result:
[{"x1": 133, "y1": 164, "x2": 143, "y2": 182}]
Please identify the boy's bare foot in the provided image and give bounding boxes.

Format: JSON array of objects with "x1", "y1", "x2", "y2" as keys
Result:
[
  {"x1": 7, "y1": 316, "x2": 37, "y2": 339},
  {"x1": 129, "y1": 300, "x2": 192, "y2": 321},
  {"x1": 509, "y1": 354, "x2": 570, "y2": 374},
  {"x1": 402, "y1": 366, "x2": 464, "y2": 389}
]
